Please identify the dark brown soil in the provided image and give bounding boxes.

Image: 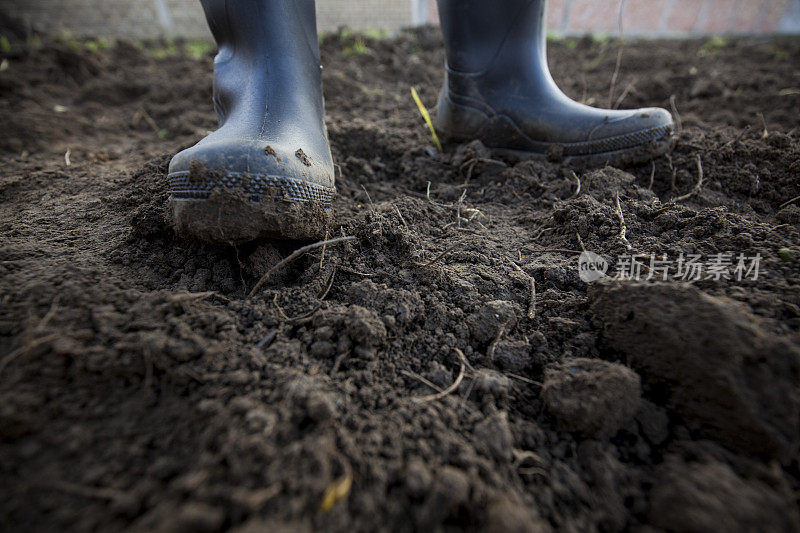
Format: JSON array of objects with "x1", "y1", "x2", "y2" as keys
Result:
[{"x1": 1, "y1": 26, "x2": 799, "y2": 532}]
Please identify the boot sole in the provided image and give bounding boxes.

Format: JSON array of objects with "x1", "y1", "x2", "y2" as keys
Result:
[
  {"x1": 489, "y1": 126, "x2": 675, "y2": 168},
  {"x1": 168, "y1": 170, "x2": 335, "y2": 244},
  {"x1": 440, "y1": 123, "x2": 674, "y2": 169}
]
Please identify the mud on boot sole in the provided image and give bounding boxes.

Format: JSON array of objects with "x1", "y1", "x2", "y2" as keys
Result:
[
  {"x1": 488, "y1": 125, "x2": 675, "y2": 168},
  {"x1": 168, "y1": 170, "x2": 335, "y2": 244}
]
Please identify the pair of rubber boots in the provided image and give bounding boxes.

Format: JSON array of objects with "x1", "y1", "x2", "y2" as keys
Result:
[{"x1": 169, "y1": 0, "x2": 674, "y2": 244}]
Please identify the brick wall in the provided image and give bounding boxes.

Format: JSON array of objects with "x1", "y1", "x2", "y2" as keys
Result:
[
  {"x1": 1, "y1": 0, "x2": 798, "y2": 39},
  {"x1": 0, "y1": 0, "x2": 418, "y2": 39},
  {"x1": 541, "y1": 0, "x2": 800, "y2": 35}
]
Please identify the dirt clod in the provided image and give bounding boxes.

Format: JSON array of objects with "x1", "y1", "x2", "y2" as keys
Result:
[
  {"x1": 474, "y1": 411, "x2": 514, "y2": 461},
  {"x1": 543, "y1": 358, "x2": 642, "y2": 439},
  {"x1": 468, "y1": 300, "x2": 519, "y2": 344},
  {"x1": 649, "y1": 456, "x2": 800, "y2": 533},
  {"x1": 295, "y1": 148, "x2": 312, "y2": 166},
  {"x1": 590, "y1": 282, "x2": 800, "y2": 461}
]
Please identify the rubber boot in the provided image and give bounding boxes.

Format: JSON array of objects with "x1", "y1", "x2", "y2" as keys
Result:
[
  {"x1": 168, "y1": 0, "x2": 334, "y2": 244},
  {"x1": 435, "y1": 0, "x2": 674, "y2": 167}
]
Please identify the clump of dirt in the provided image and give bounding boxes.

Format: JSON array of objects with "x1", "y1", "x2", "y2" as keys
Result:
[
  {"x1": 543, "y1": 358, "x2": 641, "y2": 439},
  {"x1": 590, "y1": 282, "x2": 800, "y2": 462},
  {"x1": 1, "y1": 27, "x2": 800, "y2": 532},
  {"x1": 649, "y1": 456, "x2": 800, "y2": 532}
]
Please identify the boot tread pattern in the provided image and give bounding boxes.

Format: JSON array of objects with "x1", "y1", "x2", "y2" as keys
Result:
[{"x1": 168, "y1": 171, "x2": 336, "y2": 204}]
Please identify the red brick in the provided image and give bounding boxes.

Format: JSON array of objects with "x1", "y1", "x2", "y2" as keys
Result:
[
  {"x1": 427, "y1": 0, "x2": 439, "y2": 25},
  {"x1": 621, "y1": 0, "x2": 668, "y2": 33},
  {"x1": 566, "y1": 0, "x2": 623, "y2": 33},
  {"x1": 547, "y1": 0, "x2": 568, "y2": 31},
  {"x1": 754, "y1": 0, "x2": 789, "y2": 32},
  {"x1": 664, "y1": 0, "x2": 705, "y2": 32},
  {"x1": 696, "y1": 0, "x2": 738, "y2": 33},
  {"x1": 728, "y1": 0, "x2": 765, "y2": 33}
]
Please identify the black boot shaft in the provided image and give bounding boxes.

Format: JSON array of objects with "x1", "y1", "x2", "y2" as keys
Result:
[
  {"x1": 437, "y1": 0, "x2": 547, "y2": 74},
  {"x1": 199, "y1": 0, "x2": 329, "y2": 158},
  {"x1": 435, "y1": 0, "x2": 674, "y2": 167},
  {"x1": 168, "y1": 0, "x2": 335, "y2": 243}
]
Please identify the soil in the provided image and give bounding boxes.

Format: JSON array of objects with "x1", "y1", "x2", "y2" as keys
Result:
[{"x1": 1, "y1": 22, "x2": 800, "y2": 532}]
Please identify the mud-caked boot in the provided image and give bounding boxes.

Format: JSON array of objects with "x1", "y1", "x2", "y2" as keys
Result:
[
  {"x1": 168, "y1": 0, "x2": 334, "y2": 244},
  {"x1": 435, "y1": 0, "x2": 674, "y2": 167}
]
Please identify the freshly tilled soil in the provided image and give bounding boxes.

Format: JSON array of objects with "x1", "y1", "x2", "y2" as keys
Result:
[{"x1": 1, "y1": 26, "x2": 799, "y2": 532}]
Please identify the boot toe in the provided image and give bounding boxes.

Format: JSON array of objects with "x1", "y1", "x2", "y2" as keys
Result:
[
  {"x1": 167, "y1": 138, "x2": 335, "y2": 244},
  {"x1": 588, "y1": 107, "x2": 674, "y2": 145},
  {"x1": 168, "y1": 136, "x2": 335, "y2": 202}
]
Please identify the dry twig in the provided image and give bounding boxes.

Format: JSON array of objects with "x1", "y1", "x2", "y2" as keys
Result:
[
  {"x1": 361, "y1": 184, "x2": 375, "y2": 212},
  {"x1": 571, "y1": 171, "x2": 581, "y2": 198},
  {"x1": 487, "y1": 323, "x2": 507, "y2": 360},
  {"x1": 413, "y1": 241, "x2": 463, "y2": 268},
  {"x1": 393, "y1": 204, "x2": 408, "y2": 227},
  {"x1": 671, "y1": 154, "x2": 704, "y2": 203},
  {"x1": 248, "y1": 236, "x2": 355, "y2": 298},
  {"x1": 0, "y1": 335, "x2": 58, "y2": 376},
  {"x1": 613, "y1": 78, "x2": 637, "y2": 109},
  {"x1": 576, "y1": 232, "x2": 587, "y2": 253},
  {"x1": 666, "y1": 153, "x2": 677, "y2": 191},
  {"x1": 614, "y1": 192, "x2": 633, "y2": 251},
  {"x1": 319, "y1": 267, "x2": 337, "y2": 300},
  {"x1": 779, "y1": 195, "x2": 800, "y2": 210},
  {"x1": 401, "y1": 369, "x2": 445, "y2": 394},
  {"x1": 669, "y1": 95, "x2": 682, "y2": 134},
  {"x1": 412, "y1": 348, "x2": 466, "y2": 403},
  {"x1": 607, "y1": 0, "x2": 627, "y2": 108},
  {"x1": 318, "y1": 228, "x2": 330, "y2": 269},
  {"x1": 510, "y1": 260, "x2": 537, "y2": 320},
  {"x1": 272, "y1": 294, "x2": 291, "y2": 321}
]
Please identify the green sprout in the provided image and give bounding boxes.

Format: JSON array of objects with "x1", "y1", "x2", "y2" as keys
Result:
[
  {"x1": 84, "y1": 38, "x2": 111, "y2": 53},
  {"x1": 411, "y1": 87, "x2": 443, "y2": 152},
  {"x1": 184, "y1": 40, "x2": 214, "y2": 60},
  {"x1": 343, "y1": 37, "x2": 370, "y2": 56},
  {"x1": 699, "y1": 36, "x2": 726, "y2": 56}
]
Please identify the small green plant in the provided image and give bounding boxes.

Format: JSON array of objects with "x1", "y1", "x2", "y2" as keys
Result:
[
  {"x1": 591, "y1": 33, "x2": 611, "y2": 47},
  {"x1": 57, "y1": 32, "x2": 85, "y2": 51},
  {"x1": 184, "y1": 40, "x2": 215, "y2": 60},
  {"x1": 157, "y1": 129, "x2": 168, "y2": 139},
  {"x1": 84, "y1": 38, "x2": 111, "y2": 53},
  {"x1": 363, "y1": 28, "x2": 388, "y2": 40},
  {"x1": 0, "y1": 35, "x2": 11, "y2": 53},
  {"x1": 778, "y1": 248, "x2": 792, "y2": 261},
  {"x1": 411, "y1": 87, "x2": 443, "y2": 152},
  {"x1": 770, "y1": 45, "x2": 789, "y2": 61},
  {"x1": 699, "y1": 36, "x2": 726, "y2": 56},
  {"x1": 343, "y1": 37, "x2": 370, "y2": 57},
  {"x1": 150, "y1": 39, "x2": 179, "y2": 60},
  {"x1": 546, "y1": 32, "x2": 561, "y2": 43},
  {"x1": 27, "y1": 34, "x2": 43, "y2": 50}
]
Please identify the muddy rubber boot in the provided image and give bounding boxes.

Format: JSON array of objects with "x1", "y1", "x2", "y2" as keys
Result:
[
  {"x1": 435, "y1": 0, "x2": 674, "y2": 167},
  {"x1": 168, "y1": 0, "x2": 334, "y2": 244}
]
